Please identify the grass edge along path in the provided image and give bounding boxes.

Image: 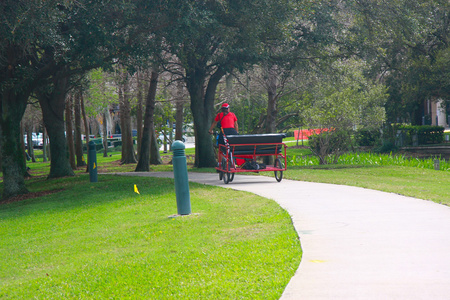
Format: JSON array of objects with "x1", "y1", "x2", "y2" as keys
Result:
[
  {"x1": 0, "y1": 175, "x2": 301, "y2": 299},
  {"x1": 282, "y1": 165, "x2": 450, "y2": 206},
  {"x1": 15, "y1": 148, "x2": 450, "y2": 206}
]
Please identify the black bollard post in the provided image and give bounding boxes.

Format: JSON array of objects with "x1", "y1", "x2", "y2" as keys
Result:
[{"x1": 88, "y1": 141, "x2": 98, "y2": 182}]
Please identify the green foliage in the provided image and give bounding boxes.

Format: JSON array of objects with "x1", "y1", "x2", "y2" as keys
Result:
[
  {"x1": 398, "y1": 125, "x2": 445, "y2": 145},
  {"x1": 350, "y1": 0, "x2": 450, "y2": 123},
  {"x1": 374, "y1": 140, "x2": 397, "y2": 153},
  {"x1": 298, "y1": 59, "x2": 388, "y2": 164},
  {"x1": 288, "y1": 150, "x2": 450, "y2": 172},
  {"x1": 355, "y1": 128, "x2": 382, "y2": 147},
  {"x1": 308, "y1": 130, "x2": 354, "y2": 164},
  {"x1": 301, "y1": 59, "x2": 388, "y2": 132},
  {"x1": 164, "y1": 0, "x2": 294, "y2": 73},
  {"x1": 85, "y1": 69, "x2": 118, "y2": 116}
]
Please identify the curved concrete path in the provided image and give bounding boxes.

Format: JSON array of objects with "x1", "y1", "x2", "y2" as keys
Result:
[{"x1": 118, "y1": 172, "x2": 450, "y2": 299}]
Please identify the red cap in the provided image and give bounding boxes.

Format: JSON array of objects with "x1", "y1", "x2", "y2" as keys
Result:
[{"x1": 222, "y1": 103, "x2": 230, "y2": 108}]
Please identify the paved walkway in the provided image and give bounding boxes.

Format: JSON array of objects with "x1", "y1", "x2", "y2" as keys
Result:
[{"x1": 118, "y1": 172, "x2": 450, "y2": 299}]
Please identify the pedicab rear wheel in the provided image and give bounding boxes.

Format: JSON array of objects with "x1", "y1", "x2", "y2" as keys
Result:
[
  {"x1": 223, "y1": 172, "x2": 231, "y2": 184},
  {"x1": 274, "y1": 158, "x2": 283, "y2": 182},
  {"x1": 229, "y1": 172, "x2": 235, "y2": 182}
]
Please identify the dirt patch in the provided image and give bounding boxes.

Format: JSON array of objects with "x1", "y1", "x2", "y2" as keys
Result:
[{"x1": 0, "y1": 189, "x2": 63, "y2": 205}]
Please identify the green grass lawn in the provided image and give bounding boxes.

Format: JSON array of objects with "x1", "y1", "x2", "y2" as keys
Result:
[
  {"x1": 0, "y1": 175, "x2": 300, "y2": 299},
  {"x1": 2, "y1": 144, "x2": 449, "y2": 298},
  {"x1": 25, "y1": 146, "x2": 449, "y2": 206},
  {"x1": 283, "y1": 165, "x2": 450, "y2": 206},
  {"x1": 280, "y1": 145, "x2": 450, "y2": 206}
]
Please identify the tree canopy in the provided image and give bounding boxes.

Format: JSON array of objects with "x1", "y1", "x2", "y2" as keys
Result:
[
  {"x1": 349, "y1": 0, "x2": 450, "y2": 123},
  {"x1": 0, "y1": 0, "x2": 448, "y2": 198}
]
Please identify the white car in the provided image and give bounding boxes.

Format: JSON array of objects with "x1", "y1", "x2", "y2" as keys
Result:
[{"x1": 158, "y1": 131, "x2": 186, "y2": 145}]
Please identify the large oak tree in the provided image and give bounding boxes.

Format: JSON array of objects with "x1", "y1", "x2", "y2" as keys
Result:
[
  {"x1": 0, "y1": 0, "x2": 129, "y2": 198},
  {"x1": 162, "y1": 0, "x2": 294, "y2": 167},
  {"x1": 1, "y1": 1, "x2": 66, "y2": 198}
]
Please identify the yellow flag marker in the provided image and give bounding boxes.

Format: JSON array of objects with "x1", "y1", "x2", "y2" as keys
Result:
[
  {"x1": 134, "y1": 184, "x2": 140, "y2": 194},
  {"x1": 93, "y1": 162, "x2": 96, "y2": 169}
]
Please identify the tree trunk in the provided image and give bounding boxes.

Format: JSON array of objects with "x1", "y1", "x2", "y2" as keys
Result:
[
  {"x1": 264, "y1": 65, "x2": 278, "y2": 165},
  {"x1": 25, "y1": 123, "x2": 36, "y2": 163},
  {"x1": 175, "y1": 82, "x2": 185, "y2": 141},
  {"x1": 81, "y1": 91, "x2": 90, "y2": 147},
  {"x1": 38, "y1": 76, "x2": 75, "y2": 179},
  {"x1": 74, "y1": 91, "x2": 86, "y2": 167},
  {"x1": 149, "y1": 128, "x2": 161, "y2": 165},
  {"x1": 102, "y1": 111, "x2": 108, "y2": 157},
  {"x1": 118, "y1": 84, "x2": 125, "y2": 158},
  {"x1": 186, "y1": 66, "x2": 226, "y2": 168},
  {"x1": 80, "y1": 91, "x2": 90, "y2": 172},
  {"x1": 42, "y1": 126, "x2": 48, "y2": 162},
  {"x1": 135, "y1": 70, "x2": 161, "y2": 171},
  {"x1": 0, "y1": 90, "x2": 29, "y2": 199},
  {"x1": 266, "y1": 65, "x2": 278, "y2": 134},
  {"x1": 119, "y1": 72, "x2": 137, "y2": 164},
  {"x1": 136, "y1": 71, "x2": 144, "y2": 159},
  {"x1": 22, "y1": 124, "x2": 32, "y2": 178},
  {"x1": 65, "y1": 94, "x2": 76, "y2": 170}
]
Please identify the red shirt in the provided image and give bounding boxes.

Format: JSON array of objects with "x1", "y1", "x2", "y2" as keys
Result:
[{"x1": 215, "y1": 112, "x2": 237, "y2": 128}]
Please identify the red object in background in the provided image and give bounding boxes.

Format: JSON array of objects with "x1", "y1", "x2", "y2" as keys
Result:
[{"x1": 294, "y1": 129, "x2": 329, "y2": 140}]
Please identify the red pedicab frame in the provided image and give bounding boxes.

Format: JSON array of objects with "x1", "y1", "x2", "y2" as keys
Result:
[{"x1": 215, "y1": 136, "x2": 287, "y2": 184}]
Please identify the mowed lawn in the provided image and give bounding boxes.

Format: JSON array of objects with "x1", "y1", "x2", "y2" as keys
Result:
[
  {"x1": 0, "y1": 174, "x2": 301, "y2": 299},
  {"x1": 284, "y1": 165, "x2": 450, "y2": 206},
  {"x1": 2, "y1": 146, "x2": 449, "y2": 298}
]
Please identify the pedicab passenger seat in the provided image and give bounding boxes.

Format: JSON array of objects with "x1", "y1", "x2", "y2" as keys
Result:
[{"x1": 226, "y1": 133, "x2": 286, "y2": 155}]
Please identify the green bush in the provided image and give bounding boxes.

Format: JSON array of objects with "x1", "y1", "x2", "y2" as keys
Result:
[
  {"x1": 398, "y1": 125, "x2": 444, "y2": 145},
  {"x1": 309, "y1": 130, "x2": 353, "y2": 164},
  {"x1": 374, "y1": 140, "x2": 397, "y2": 153},
  {"x1": 355, "y1": 129, "x2": 381, "y2": 147}
]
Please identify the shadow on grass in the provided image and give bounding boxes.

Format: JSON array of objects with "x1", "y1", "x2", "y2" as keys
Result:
[{"x1": 0, "y1": 175, "x2": 178, "y2": 214}]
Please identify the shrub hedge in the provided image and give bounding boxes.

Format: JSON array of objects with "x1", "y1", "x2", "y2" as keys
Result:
[{"x1": 398, "y1": 125, "x2": 445, "y2": 145}]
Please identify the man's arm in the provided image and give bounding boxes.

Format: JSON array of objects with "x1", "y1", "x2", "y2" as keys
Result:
[{"x1": 209, "y1": 120, "x2": 218, "y2": 134}]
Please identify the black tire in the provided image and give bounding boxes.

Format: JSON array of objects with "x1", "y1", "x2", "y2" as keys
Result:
[
  {"x1": 223, "y1": 172, "x2": 230, "y2": 184},
  {"x1": 222, "y1": 157, "x2": 229, "y2": 183},
  {"x1": 229, "y1": 172, "x2": 235, "y2": 182},
  {"x1": 218, "y1": 159, "x2": 224, "y2": 180},
  {"x1": 274, "y1": 158, "x2": 283, "y2": 182}
]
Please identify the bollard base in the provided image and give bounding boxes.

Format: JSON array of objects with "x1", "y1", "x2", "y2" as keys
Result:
[
  {"x1": 168, "y1": 214, "x2": 189, "y2": 218},
  {"x1": 168, "y1": 213, "x2": 199, "y2": 219}
]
